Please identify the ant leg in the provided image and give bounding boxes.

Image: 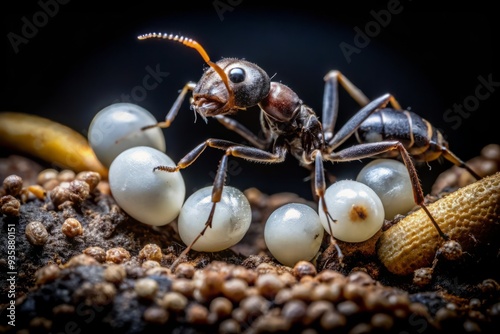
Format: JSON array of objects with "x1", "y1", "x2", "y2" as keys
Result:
[
  {"x1": 157, "y1": 140, "x2": 287, "y2": 269},
  {"x1": 326, "y1": 141, "x2": 449, "y2": 240},
  {"x1": 170, "y1": 153, "x2": 229, "y2": 270},
  {"x1": 322, "y1": 71, "x2": 405, "y2": 142},
  {"x1": 142, "y1": 82, "x2": 197, "y2": 131},
  {"x1": 322, "y1": 71, "x2": 371, "y2": 142},
  {"x1": 313, "y1": 151, "x2": 343, "y2": 261},
  {"x1": 328, "y1": 94, "x2": 392, "y2": 150},
  {"x1": 214, "y1": 115, "x2": 270, "y2": 149},
  {"x1": 438, "y1": 147, "x2": 482, "y2": 180}
]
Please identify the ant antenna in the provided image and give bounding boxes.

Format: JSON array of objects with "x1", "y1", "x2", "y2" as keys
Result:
[{"x1": 138, "y1": 33, "x2": 235, "y2": 109}]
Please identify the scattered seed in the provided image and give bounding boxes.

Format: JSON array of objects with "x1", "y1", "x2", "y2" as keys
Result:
[
  {"x1": 62, "y1": 218, "x2": 84, "y2": 238},
  {"x1": 135, "y1": 278, "x2": 158, "y2": 300},
  {"x1": 76, "y1": 171, "x2": 101, "y2": 191},
  {"x1": 35, "y1": 264, "x2": 60, "y2": 285},
  {"x1": 143, "y1": 306, "x2": 169, "y2": 324},
  {"x1": 1, "y1": 195, "x2": 20, "y2": 216},
  {"x1": 159, "y1": 292, "x2": 188, "y2": 312},
  {"x1": 138, "y1": 243, "x2": 163, "y2": 262},
  {"x1": 25, "y1": 221, "x2": 49, "y2": 246},
  {"x1": 3, "y1": 174, "x2": 23, "y2": 196},
  {"x1": 106, "y1": 247, "x2": 131, "y2": 264},
  {"x1": 82, "y1": 246, "x2": 106, "y2": 263},
  {"x1": 104, "y1": 264, "x2": 126, "y2": 284}
]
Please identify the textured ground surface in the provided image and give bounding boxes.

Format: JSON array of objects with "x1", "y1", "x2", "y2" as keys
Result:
[{"x1": 1, "y1": 145, "x2": 499, "y2": 333}]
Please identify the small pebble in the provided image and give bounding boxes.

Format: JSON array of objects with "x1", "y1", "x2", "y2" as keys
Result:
[
  {"x1": 320, "y1": 310, "x2": 347, "y2": 330},
  {"x1": 61, "y1": 218, "x2": 84, "y2": 238},
  {"x1": 25, "y1": 221, "x2": 49, "y2": 246},
  {"x1": 104, "y1": 264, "x2": 127, "y2": 284},
  {"x1": 3, "y1": 174, "x2": 23, "y2": 196},
  {"x1": 282, "y1": 299, "x2": 307, "y2": 323},
  {"x1": 222, "y1": 278, "x2": 248, "y2": 302},
  {"x1": 50, "y1": 185, "x2": 72, "y2": 208},
  {"x1": 438, "y1": 240, "x2": 463, "y2": 261},
  {"x1": 171, "y1": 278, "x2": 195, "y2": 298},
  {"x1": 305, "y1": 300, "x2": 334, "y2": 324},
  {"x1": 143, "y1": 306, "x2": 169, "y2": 324},
  {"x1": 106, "y1": 247, "x2": 131, "y2": 264},
  {"x1": 35, "y1": 264, "x2": 60, "y2": 285},
  {"x1": 240, "y1": 295, "x2": 270, "y2": 317},
  {"x1": 57, "y1": 169, "x2": 76, "y2": 182},
  {"x1": 160, "y1": 292, "x2": 188, "y2": 312},
  {"x1": 138, "y1": 243, "x2": 163, "y2": 262},
  {"x1": 174, "y1": 262, "x2": 196, "y2": 279},
  {"x1": 1, "y1": 195, "x2": 20, "y2": 216},
  {"x1": 68, "y1": 179, "x2": 90, "y2": 204},
  {"x1": 76, "y1": 171, "x2": 101, "y2": 191},
  {"x1": 210, "y1": 296, "x2": 233, "y2": 319},
  {"x1": 37, "y1": 168, "x2": 59, "y2": 185},
  {"x1": 337, "y1": 300, "x2": 361, "y2": 317},
  {"x1": 63, "y1": 254, "x2": 98, "y2": 268},
  {"x1": 218, "y1": 318, "x2": 241, "y2": 334},
  {"x1": 186, "y1": 304, "x2": 209, "y2": 324},
  {"x1": 311, "y1": 283, "x2": 342, "y2": 302},
  {"x1": 371, "y1": 313, "x2": 394, "y2": 330},
  {"x1": 141, "y1": 260, "x2": 160, "y2": 270},
  {"x1": 293, "y1": 261, "x2": 317, "y2": 279},
  {"x1": 255, "y1": 273, "x2": 285, "y2": 299},
  {"x1": 135, "y1": 278, "x2": 159, "y2": 299},
  {"x1": 413, "y1": 267, "x2": 434, "y2": 287},
  {"x1": 82, "y1": 246, "x2": 106, "y2": 263}
]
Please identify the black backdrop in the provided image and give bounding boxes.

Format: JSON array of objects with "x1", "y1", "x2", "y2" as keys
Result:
[{"x1": 2, "y1": 3, "x2": 497, "y2": 199}]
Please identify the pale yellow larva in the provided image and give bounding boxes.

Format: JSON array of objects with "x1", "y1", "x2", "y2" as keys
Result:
[
  {"x1": 377, "y1": 172, "x2": 500, "y2": 276},
  {"x1": 0, "y1": 112, "x2": 108, "y2": 178}
]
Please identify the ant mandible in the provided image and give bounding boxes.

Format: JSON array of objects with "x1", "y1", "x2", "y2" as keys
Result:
[{"x1": 137, "y1": 33, "x2": 481, "y2": 269}]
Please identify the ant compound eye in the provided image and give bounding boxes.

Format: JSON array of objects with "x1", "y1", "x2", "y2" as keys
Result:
[{"x1": 228, "y1": 67, "x2": 246, "y2": 83}]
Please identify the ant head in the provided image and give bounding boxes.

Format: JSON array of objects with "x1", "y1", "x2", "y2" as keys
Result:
[{"x1": 138, "y1": 33, "x2": 270, "y2": 118}]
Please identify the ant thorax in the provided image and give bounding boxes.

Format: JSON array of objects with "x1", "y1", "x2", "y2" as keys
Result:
[{"x1": 261, "y1": 102, "x2": 325, "y2": 165}]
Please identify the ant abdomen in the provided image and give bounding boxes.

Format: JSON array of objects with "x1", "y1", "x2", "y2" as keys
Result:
[{"x1": 355, "y1": 108, "x2": 448, "y2": 162}]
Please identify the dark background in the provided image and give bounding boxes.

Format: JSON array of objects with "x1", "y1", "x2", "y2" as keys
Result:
[{"x1": 2, "y1": 3, "x2": 497, "y2": 200}]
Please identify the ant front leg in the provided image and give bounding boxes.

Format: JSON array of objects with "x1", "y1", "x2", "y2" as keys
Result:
[
  {"x1": 156, "y1": 139, "x2": 287, "y2": 269},
  {"x1": 327, "y1": 141, "x2": 449, "y2": 241},
  {"x1": 312, "y1": 150, "x2": 344, "y2": 261},
  {"x1": 142, "y1": 82, "x2": 197, "y2": 131},
  {"x1": 214, "y1": 115, "x2": 270, "y2": 150}
]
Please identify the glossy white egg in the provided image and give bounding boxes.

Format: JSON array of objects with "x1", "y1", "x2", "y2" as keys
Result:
[
  {"x1": 356, "y1": 159, "x2": 415, "y2": 219},
  {"x1": 318, "y1": 180, "x2": 384, "y2": 243},
  {"x1": 177, "y1": 186, "x2": 252, "y2": 252},
  {"x1": 88, "y1": 103, "x2": 166, "y2": 168},
  {"x1": 109, "y1": 146, "x2": 185, "y2": 226},
  {"x1": 264, "y1": 203, "x2": 324, "y2": 267}
]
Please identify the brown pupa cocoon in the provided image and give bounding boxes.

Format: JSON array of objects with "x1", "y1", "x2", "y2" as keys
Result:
[{"x1": 377, "y1": 172, "x2": 500, "y2": 276}]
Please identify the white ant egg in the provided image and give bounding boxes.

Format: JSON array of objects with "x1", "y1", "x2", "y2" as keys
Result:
[
  {"x1": 264, "y1": 203, "x2": 324, "y2": 267},
  {"x1": 88, "y1": 103, "x2": 166, "y2": 168},
  {"x1": 108, "y1": 146, "x2": 185, "y2": 226},
  {"x1": 177, "y1": 186, "x2": 252, "y2": 252},
  {"x1": 318, "y1": 180, "x2": 384, "y2": 243},
  {"x1": 356, "y1": 159, "x2": 415, "y2": 220}
]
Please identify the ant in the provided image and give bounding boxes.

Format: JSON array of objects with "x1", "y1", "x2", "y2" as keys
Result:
[{"x1": 137, "y1": 33, "x2": 481, "y2": 269}]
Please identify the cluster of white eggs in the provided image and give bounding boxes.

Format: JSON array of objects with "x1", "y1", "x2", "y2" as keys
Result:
[
  {"x1": 88, "y1": 103, "x2": 252, "y2": 251},
  {"x1": 88, "y1": 103, "x2": 415, "y2": 267}
]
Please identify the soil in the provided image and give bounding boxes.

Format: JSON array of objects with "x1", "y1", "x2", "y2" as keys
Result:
[{"x1": 0, "y1": 145, "x2": 499, "y2": 334}]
